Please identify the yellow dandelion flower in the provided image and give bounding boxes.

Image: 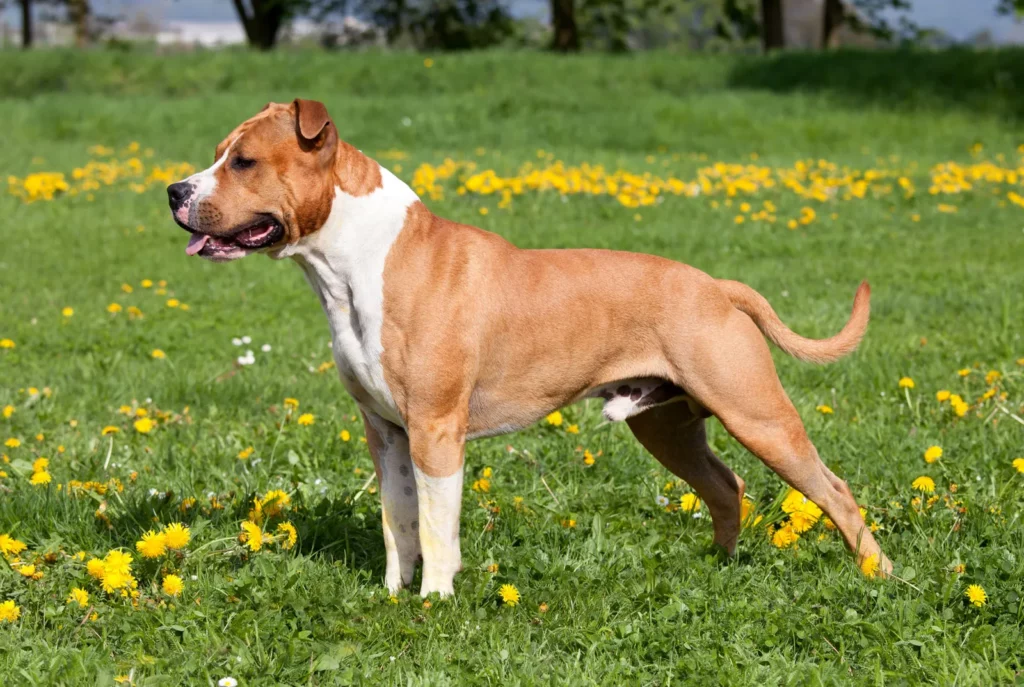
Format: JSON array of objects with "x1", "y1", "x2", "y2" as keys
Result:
[
  {"x1": 101, "y1": 426, "x2": 120, "y2": 435},
  {"x1": 1, "y1": 405, "x2": 12, "y2": 418},
  {"x1": 772, "y1": 524, "x2": 799, "y2": 549},
  {"x1": 498, "y1": 584, "x2": 520, "y2": 607},
  {"x1": 103, "y1": 550, "x2": 132, "y2": 576},
  {"x1": 423, "y1": 57, "x2": 434, "y2": 68},
  {"x1": 237, "y1": 446, "x2": 254, "y2": 460},
  {"x1": 965, "y1": 584, "x2": 987, "y2": 607},
  {"x1": 0, "y1": 340, "x2": 15, "y2": 350},
  {"x1": 68, "y1": 587, "x2": 89, "y2": 607},
  {"x1": 261, "y1": 489, "x2": 290, "y2": 516},
  {"x1": 472, "y1": 478, "x2": 491, "y2": 493},
  {"x1": 545, "y1": 411, "x2": 563, "y2": 427},
  {"x1": 816, "y1": 404, "x2": 833, "y2": 414},
  {"x1": 860, "y1": 553, "x2": 879, "y2": 578},
  {"x1": 912, "y1": 476, "x2": 935, "y2": 493},
  {"x1": 276, "y1": 522, "x2": 297, "y2": 549},
  {"x1": 162, "y1": 574, "x2": 183, "y2": 597},
  {"x1": 935, "y1": 390, "x2": 951, "y2": 402},
  {"x1": 583, "y1": 450, "x2": 595, "y2": 466},
  {"x1": 18, "y1": 564, "x2": 36, "y2": 578},
  {"x1": 166, "y1": 299, "x2": 180, "y2": 308},
  {"x1": 283, "y1": 398, "x2": 299, "y2": 410},
  {"x1": 241, "y1": 521, "x2": 263, "y2": 551},
  {"x1": 1013, "y1": 458, "x2": 1024, "y2": 473},
  {"x1": 957, "y1": 368, "x2": 971, "y2": 377},
  {"x1": 151, "y1": 349, "x2": 166, "y2": 359},
  {"x1": 297, "y1": 413, "x2": 315, "y2": 426},
  {"x1": 141, "y1": 279, "x2": 153, "y2": 288},
  {"x1": 789, "y1": 509, "x2": 820, "y2": 533},
  {"x1": 924, "y1": 446, "x2": 943, "y2": 463},
  {"x1": 0, "y1": 534, "x2": 27, "y2": 557},
  {"x1": 136, "y1": 530, "x2": 167, "y2": 559},
  {"x1": 133, "y1": 417, "x2": 154, "y2": 434},
  {"x1": 107, "y1": 303, "x2": 122, "y2": 314},
  {"x1": 62, "y1": 307, "x2": 74, "y2": 318},
  {"x1": 4, "y1": 438, "x2": 20, "y2": 448},
  {"x1": 127, "y1": 306, "x2": 143, "y2": 318},
  {"x1": 482, "y1": 467, "x2": 493, "y2": 478},
  {"x1": 86, "y1": 558, "x2": 106, "y2": 579},
  {"x1": 339, "y1": 430, "x2": 350, "y2": 442},
  {"x1": 679, "y1": 493, "x2": 701, "y2": 513},
  {"x1": 121, "y1": 283, "x2": 133, "y2": 293},
  {"x1": 30, "y1": 471, "x2": 52, "y2": 486},
  {"x1": 0, "y1": 600, "x2": 20, "y2": 623},
  {"x1": 32, "y1": 457, "x2": 49, "y2": 473},
  {"x1": 162, "y1": 523, "x2": 191, "y2": 550},
  {"x1": 566, "y1": 424, "x2": 579, "y2": 434},
  {"x1": 898, "y1": 377, "x2": 915, "y2": 389}
]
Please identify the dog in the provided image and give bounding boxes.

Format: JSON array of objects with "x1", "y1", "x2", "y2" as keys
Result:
[{"x1": 167, "y1": 99, "x2": 892, "y2": 596}]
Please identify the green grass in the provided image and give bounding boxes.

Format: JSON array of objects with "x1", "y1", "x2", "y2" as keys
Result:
[{"x1": 1, "y1": 48, "x2": 1023, "y2": 685}]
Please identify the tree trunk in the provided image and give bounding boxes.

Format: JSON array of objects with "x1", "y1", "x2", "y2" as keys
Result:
[
  {"x1": 822, "y1": 0, "x2": 844, "y2": 48},
  {"x1": 231, "y1": 0, "x2": 287, "y2": 50},
  {"x1": 68, "y1": 0, "x2": 91, "y2": 47},
  {"x1": 20, "y1": 0, "x2": 32, "y2": 49},
  {"x1": 761, "y1": 0, "x2": 784, "y2": 51},
  {"x1": 550, "y1": 0, "x2": 579, "y2": 52}
]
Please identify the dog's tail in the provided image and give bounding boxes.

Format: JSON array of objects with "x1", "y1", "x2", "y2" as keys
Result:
[{"x1": 716, "y1": 279, "x2": 870, "y2": 365}]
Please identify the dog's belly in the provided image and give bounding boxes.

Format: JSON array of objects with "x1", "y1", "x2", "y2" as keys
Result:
[{"x1": 466, "y1": 377, "x2": 693, "y2": 440}]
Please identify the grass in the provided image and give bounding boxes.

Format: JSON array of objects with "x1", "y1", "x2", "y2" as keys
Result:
[{"x1": 1, "y1": 48, "x2": 1023, "y2": 685}]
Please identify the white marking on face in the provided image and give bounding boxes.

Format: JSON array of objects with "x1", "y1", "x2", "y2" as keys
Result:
[
  {"x1": 176, "y1": 138, "x2": 240, "y2": 226},
  {"x1": 279, "y1": 166, "x2": 419, "y2": 426},
  {"x1": 365, "y1": 412, "x2": 420, "y2": 594},
  {"x1": 412, "y1": 464, "x2": 464, "y2": 597}
]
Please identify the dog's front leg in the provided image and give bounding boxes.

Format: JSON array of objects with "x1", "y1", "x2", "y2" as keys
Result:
[
  {"x1": 408, "y1": 417, "x2": 466, "y2": 597},
  {"x1": 362, "y1": 411, "x2": 421, "y2": 594}
]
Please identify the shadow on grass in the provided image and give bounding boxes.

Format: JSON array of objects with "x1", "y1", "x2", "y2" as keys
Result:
[{"x1": 727, "y1": 48, "x2": 1024, "y2": 119}]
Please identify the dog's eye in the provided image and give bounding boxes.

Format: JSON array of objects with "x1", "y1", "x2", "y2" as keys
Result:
[{"x1": 232, "y1": 156, "x2": 256, "y2": 170}]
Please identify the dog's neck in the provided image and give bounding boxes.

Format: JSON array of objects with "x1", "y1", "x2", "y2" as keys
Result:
[{"x1": 278, "y1": 164, "x2": 418, "y2": 424}]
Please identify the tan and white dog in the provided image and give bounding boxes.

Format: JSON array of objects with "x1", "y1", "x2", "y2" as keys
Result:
[{"x1": 167, "y1": 99, "x2": 892, "y2": 596}]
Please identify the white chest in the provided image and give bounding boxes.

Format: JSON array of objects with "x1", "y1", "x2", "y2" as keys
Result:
[{"x1": 279, "y1": 168, "x2": 419, "y2": 427}]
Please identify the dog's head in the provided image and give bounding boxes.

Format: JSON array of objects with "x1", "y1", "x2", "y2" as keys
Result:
[{"x1": 167, "y1": 99, "x2": 355, "y2": 262}]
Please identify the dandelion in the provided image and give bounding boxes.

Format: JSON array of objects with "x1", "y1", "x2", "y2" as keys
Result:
[
  {"x1": 102, "y1": 426, "x2": 120, "y2": 435},
  {"x1": 30, "y1": 471, "x2": 52, "y2": 486},
  {"x1": 957, "y1": 368, "x2": 971, "y2": 377},
  {"x1": 166, "y1": 299, "x2": 180, "y2": 308},
  {"x1": 240, "y1": 521, "x2": 263, "y2": 552},
  {"x1": 283, "y1": 398, "x2": 299, "y2": 410},
  {"x1": 816, "y1": 404, "x2": 833, "y2": 414},
  {"x1": 965, "y1": 584, "x2": 987, "y2": 607},
  {"x1": 545, "y1": 410, "x2": 563, "y2": 426},
  {"x1": 261, "y1": 489, "x2": 290, "y2": 516},
  {"x1": 86, "y1": 558, "x2": 106, "y2": 579},
  {"x1": 62, "y1": 307, "x2": 74, "y2": 318},
  {"x1": 133, "y1": 417, "x2": 154, "y2": 434},
  {"x1": 0, "y1": 534, "x2": 27, "y2": 558},
  {"x1": 18, "y1": 564, "x2": 36, "y2": 578},
  {"x1": 1013, "y1": 458, "x2": 1024, "y2": 473},
  {"x1": 898, "y1": 377, "x2": 915, "y2": 389},
  {"x1": 127, "y1": 306, "x2": 143, "y2": 318},
  {"x1": 0, "y1": 600, "x2": 20, "y2": 623},
  {"x1": 772, "y1": 524, "x2": 798, "y2": 549},
  {"x1": 860, "y1": 553, "x2": 880, "y2": 578},
  {"x1": 297, "y1": 413, "x2": 315, "y2": 426},
  {"x1": 162, "y1": 523, "x2": 191, "y2": 550},
  {"x1": 4, "y1": 438, "x2": 20, "y2": 448},
  {"x1": 985, "y1": 370, "x2": 1001, "y2": 385},
  {"x1": 237, "y1": 446, "x2": 254, "y2": 460},
  {"x1": 277, "y1": 522, "x2": 297, "y2": 549},
  {"x1": 107, "y1": 303, "x2": 122, "y2": 314},
  {"x1": 583, "y1": 450, "x2": 595, "y2": 466},
  {"x1": 0, "y1": 340, "x2": 15, "y2": 350},
  {"x1": 912, "y1": 476, "x2": 935, "y2": 493},
  {"x1": 136, "y1": 530, "x2": 167, "y2": 559},
  {"x1": 121, "y1": 283, "x2": 133, "y2": 293},
  {"x1": 162, "y1": 574, "x2": 183, "y2": 597},
  {"x1": 924, "y1": 445, "x2": 942, "y2": 463},
  {"x1": 68, "y1": 588, "x2": 89, "y2": 607},
  {"x1": 936, "y1": 390, "x2": 950, "y2": 402},
  {"x1": 498, "y1": 584, "x2": 520, "y2": 607},
  {"x1": 679, "y1": 493, "x2": 701, "y2": 513},
  {"x1": 472, "y1": 478, "x2": 490, "y2": 493},
  {"x1": 566, "y1": 424, "x2": 579, "y2": 434},
  {"x1": 151, "y1": 349, "x2": 166, "y2": 359},
  {"x1": 32, "y1": 457, "x2": 49, "y2": 473},
  {"x1": 423, "y1": 58, "x2": 434, "y2": 68}
]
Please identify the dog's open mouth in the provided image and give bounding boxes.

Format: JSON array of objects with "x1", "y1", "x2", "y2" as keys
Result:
[{"x1": 183, "y1": 218, "x2": 285, "y2": 260}]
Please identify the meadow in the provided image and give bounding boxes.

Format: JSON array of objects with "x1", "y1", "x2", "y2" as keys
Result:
[{"x1": 1, "y1": 48, "x2": 1023, "y2": 685}]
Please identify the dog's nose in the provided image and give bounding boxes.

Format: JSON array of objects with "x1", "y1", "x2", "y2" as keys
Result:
[{"x1": 167, "y1": 182, "x2": 191, "y2": 207}]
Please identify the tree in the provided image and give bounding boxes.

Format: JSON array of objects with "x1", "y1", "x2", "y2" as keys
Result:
[
  {"x1": 760, "y1": 0, "x2": 783, "y2": 51},
  {"x1": 551, "y1": 0, "x2": 580, "y2": 51},
  {"x1": 231, "y1": 0, "x2": 310, "y2": 50},
  {"x1": 19, "y1": 0, "x2": 33, "y2": 48},
  {"x1": 822, "y1": 0, "x2": 843, "y2": 47}
]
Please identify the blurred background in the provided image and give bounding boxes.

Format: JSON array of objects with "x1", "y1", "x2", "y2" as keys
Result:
[{"x1": 2, "y1": 0, "x2": 1023, "y2": 53}]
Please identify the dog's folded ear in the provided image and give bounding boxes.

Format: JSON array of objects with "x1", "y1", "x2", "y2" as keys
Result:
[{"x1": 294, "y1": 98, "x2": 332, "y2": 144}]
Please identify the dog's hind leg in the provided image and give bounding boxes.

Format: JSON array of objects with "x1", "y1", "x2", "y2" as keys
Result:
[
  {"x1": 678, "y1": 310, "x2": 892, "y2": 576},
  {"x1": 363, "y1": 411, "x2": 422, "y2": 594},
  {"x1": 628, "y1": 403, "x2": 746, "y2": 554}
]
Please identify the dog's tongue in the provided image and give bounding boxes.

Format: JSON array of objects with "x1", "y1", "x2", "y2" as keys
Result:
[{"x1": 185, "y1": 233, "x2": 210, "y2": 256}]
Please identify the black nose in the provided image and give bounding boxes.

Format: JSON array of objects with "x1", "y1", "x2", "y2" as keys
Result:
[{"x1": 167, "y1": 182, "x2": 191, "y2": 207}]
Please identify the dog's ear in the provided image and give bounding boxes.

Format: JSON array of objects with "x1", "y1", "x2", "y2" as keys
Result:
[{"x1": 294, "y1": 98, "x2": 332, "y2": 143}]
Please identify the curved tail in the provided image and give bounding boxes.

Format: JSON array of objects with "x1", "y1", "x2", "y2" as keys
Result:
[{"x1": 717, "y1": 280, "x2": 870, "y2": 364}]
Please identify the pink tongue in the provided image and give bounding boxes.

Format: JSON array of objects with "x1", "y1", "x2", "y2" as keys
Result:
[
  {"x1": 186, "y1": 233, "x2": 210, "y2": 256},
  {"x1": 240, "y1": 225, "x2": 275, "y2": 244}
]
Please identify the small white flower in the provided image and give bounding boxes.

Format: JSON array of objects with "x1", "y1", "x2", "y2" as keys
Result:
[
  {"x1": 314, "y1": 478, "x2": 322, "y2": 486},
  {"x1": 308, "y1": 366, "x2": 316, "y2": 373},
  {"x1": 692, "y1": 512, "x2": 703, "y2": 519},
  {"x1": 781, "y1": 290, "x2": 789, "y2": 298},
  {"x1": 242, "y1": 336, "x2": 252, "y2": 344},
  {"x1": 390, "y1": 656, "x2": 396, "y2": 662},
  {"x1": 207, "y1": 491, "x2": 216, "y2": 498},
  {"x1": 401, "y1": 117, "x2": 412, "y2": 127},
  {"x1": 148, "y1": 488, "x2": 158, "y2": 497},
  {"x1": 231, "y1": 338, "x2": 242, "y2": 346},
  {"x1": 655, "y1": 495, "x2": 669, "y2": 507},
  {"x1": 261, "y1": 344, "x2": 271, "y2": 352},
  {"x1": 218, "y1": 675, "x2": 238, "y2": 686},
  {"x1": 191, "y1": 575, "x2": 198, "y2": 581}
]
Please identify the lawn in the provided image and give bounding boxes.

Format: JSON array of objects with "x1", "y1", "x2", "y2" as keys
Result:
[{"x1": 1, "y1": 48, "x2": 1023, "y2": 685}]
